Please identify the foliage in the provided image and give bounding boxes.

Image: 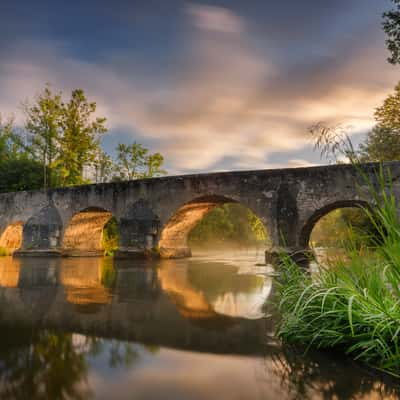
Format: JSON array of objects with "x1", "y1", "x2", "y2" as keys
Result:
[
  {"x1": 277, "y1": 166, "x2": 400, "y2": 376},
  {"x1": 375, "y1": 81, "x2": 400, "y2": 131},
  {"x1": 383, "y1": 0, "x2": 400, "y2": 64},
  {"x1": 309, "y1": 122, "x2": 357, "y2": 164},
  {"x1": 358, "y1": 82, "x2": 400, "y2": 161},
  {"x1": 93, "y1": 149, "x2": 114, "y2": 183},
  {"x1": 0, "y1": 85, "x2": 168, "y2": 193},
  {"x1": 311, "y1": 81, "x2": 400, "y2": 164},
  {"x1": 0, "y1": 327, "x2": 143, "y2": 399},
  {"x1": 310, "y1": 208, "x2": 376, "y2": 249},
  {"x1": 114, "y1": 142, "x2": 166, "y2": 181},
  {"x1": 58, "y1": 89, "x2": 107, "y2": 186},
  {"x1": 102, "y1": 218, "x2": 119, "y2": 256},
  {"x1": 23, "y1": 85, "x2": 63, "y2": 188},
  {"x1": 359, "y1": 125, "x2": 400, "y2": 162},
  {"x1": 100, "y1": 257, "x2": 117, "y2": 287},
  {"x1": 0, "y1": 158, "x2": 44, "y2": 193},
  {"x1": 0, "y1": 115, "x2": 44, "y2": 193},
  {"x1": 188, "y1": 203, "x2": 268, "y2": 248}
]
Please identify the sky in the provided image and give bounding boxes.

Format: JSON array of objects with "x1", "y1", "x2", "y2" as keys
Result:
[{"x1": 0, "y1": 0, "x2": 398, "y2": 174}]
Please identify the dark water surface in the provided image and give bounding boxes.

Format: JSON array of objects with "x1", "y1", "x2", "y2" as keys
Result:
[{"x1": 0, "y1": 251, "x2": 398, "y2": 399}]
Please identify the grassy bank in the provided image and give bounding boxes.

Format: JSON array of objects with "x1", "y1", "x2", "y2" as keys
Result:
[{"x1": 277, "y1": 167, "x2": 400, "y2": 376}]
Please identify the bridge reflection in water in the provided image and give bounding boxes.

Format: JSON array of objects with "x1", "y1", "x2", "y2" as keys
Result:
[
  {"x1": 0, "y1": 255, "x2": 398, "y2": 400},
  {"x1": 0, "y1": 255, "x2": 271, "y2": 355}
]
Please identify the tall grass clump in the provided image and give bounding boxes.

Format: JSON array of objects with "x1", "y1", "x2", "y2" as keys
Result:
[{"x1": 277, "y1": 165, "x2": 400, "y2": 376}]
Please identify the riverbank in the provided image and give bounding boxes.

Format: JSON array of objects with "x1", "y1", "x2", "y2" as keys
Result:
[{"x1": 276, "y1": 169, "x2": 400, "y2": 376}]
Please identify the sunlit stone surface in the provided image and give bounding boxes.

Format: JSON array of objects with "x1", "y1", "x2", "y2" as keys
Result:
[
  {"x1": 62, "y1": 210, "x2": 112, "y2": 255},
  {"x1": 0, "y1": 222, "x2": 23, "y2": 253}
]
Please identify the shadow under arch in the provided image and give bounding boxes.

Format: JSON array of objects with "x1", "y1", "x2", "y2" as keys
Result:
[
  {"x1": 299, "y1": 199, "x2": 372, "y2": 249},
  {"x1": 159, "y1": 195, "x2": 268, "y2": 258},
  {"x1": 62, "y1": 207, "x2": 116, "y2": 257},
  {"x1": 0, "y1": 222, "x2": 23, "y2": 254}
]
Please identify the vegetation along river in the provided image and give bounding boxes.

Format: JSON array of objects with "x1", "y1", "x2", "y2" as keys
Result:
[{"x1": 0, "y1": 250, "x2": 398, "y2": 399}]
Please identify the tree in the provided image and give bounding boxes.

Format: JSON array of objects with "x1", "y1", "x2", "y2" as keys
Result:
[
  {"x1": 143, "y1": 152, "x2": 167, "y2": 178},
  {"x1": 359, "y1": 125, "x2": 400, "y2": 161},
  {"x1": 115, "y1": 142, "x2": 147, "y2": 180},
  {"x1": 0, "y1": 158, "x2": 44, "y2": 193},
  {"x1": 58, "y1": 89, "x2": 107, "y2": 186},
  {"x1": 0, "y1": 115, "x2": 43, "y2": 193},
  {"x1": 383, "y1": 0, "x2": 400, "y2": 64},
  {"x1": 23, "y1": 86, "x2": 62, "y2": 188},
  {"x1": 114, "y1": 142, "x2": 167, "y2": 180},
  {"x1": 358, "y1": 82, "x2": 400, "y2": 161},
  {"x1": 92, "y1": 149, "x2": 114, "y2": 183},
  {"x1": 0, "y1": 115, "x2": 21, "y2": 160},
  {"x1": 310, "y1": 82, "x2": 400, "y2": 163},
  {"x1": 374, "y1": 81, "x2": 400, "y2": 131}
]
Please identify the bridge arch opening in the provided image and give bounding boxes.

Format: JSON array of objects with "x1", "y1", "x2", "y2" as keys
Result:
[
  {"x1": 0, "y1": 222, "x2": 23, "y2": 255},
  {"x1": 159, "y1": 195, "x2": 269, "y2": 258},
  {"x1": 300, "y1": 200, "x2": 372, "y2": 264},
  {"x1": 62, "y1": 207, "x2": 119, "y2": 257}
]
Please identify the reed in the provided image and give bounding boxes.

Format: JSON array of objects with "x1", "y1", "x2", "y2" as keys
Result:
[{"x1": 277, "y1": 165, "x2": 400, "y2": 376}]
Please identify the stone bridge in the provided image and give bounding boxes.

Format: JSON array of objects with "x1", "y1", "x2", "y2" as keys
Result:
[{"x1": 0, "y1": 162, "x2": 398, "y2": 259}]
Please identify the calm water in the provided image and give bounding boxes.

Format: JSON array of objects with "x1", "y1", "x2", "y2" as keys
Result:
[{"x1": 0, "y1": 250, "x2": 398, "y2": 399}]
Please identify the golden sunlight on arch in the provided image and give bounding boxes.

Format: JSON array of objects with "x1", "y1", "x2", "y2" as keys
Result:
[
  {"x1": 0, "y1": 222, "x2": 23, "y2": 255},
  {"x1": 159, "y1": 196, "x2": 268, "y2": 258},
  {"x1": 62, "y1": 208, "x2": 117, "y2": 256}
]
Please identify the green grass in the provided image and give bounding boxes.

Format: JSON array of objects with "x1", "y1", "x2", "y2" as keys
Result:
[
  {"x1": 102, "y1": 217, "x2": 119, "y2": 256},
  {"x1": 277, "y1": 165, "x2": 400, "y2": 376}
]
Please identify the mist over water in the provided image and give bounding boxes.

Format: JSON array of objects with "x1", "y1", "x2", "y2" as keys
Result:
[{"x1": 0, "y1": 251, "x2": 397, "y2": 399}]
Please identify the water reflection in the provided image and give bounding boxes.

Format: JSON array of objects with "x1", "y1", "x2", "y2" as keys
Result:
[{"x1": 0, "y1": 254, "x2": 397, "y2": 399}]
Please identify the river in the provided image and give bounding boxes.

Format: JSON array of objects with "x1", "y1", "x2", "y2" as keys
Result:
[{"x1": 0, "y1": 250, "x2": 397, "y2": 399}]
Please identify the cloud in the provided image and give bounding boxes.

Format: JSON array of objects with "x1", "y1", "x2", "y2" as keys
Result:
[
  {"x1": 186, "y1": 3, "x2": 244, "y2": 34},
  {"x1": 0, "y1": 5, "x2": 398, "y2": 173}
]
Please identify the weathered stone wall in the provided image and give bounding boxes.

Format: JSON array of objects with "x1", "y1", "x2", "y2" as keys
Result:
[{"x1": 0, "y1": 162, "x2": 398, "y2": 258}]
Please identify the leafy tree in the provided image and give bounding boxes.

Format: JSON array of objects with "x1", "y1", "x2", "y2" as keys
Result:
[
  {"x1": 188, "y1": 203, "x2": 268, "y2": 248},
  {"x1": 0, "y1": 115, "x2": 20, "y2": 160},
  {"x1": 383, "y1": 0, "x2": 400, "y2": 64},
  {"x1": 358, "y1": 82, "x2": 400, "y2": 161},
  {"x1": 23, "y1": 86, "x2": 63, "y2": 188},
  {"x1": 92, "y1": 149, "x2": 114, "y2": 183},
  {"x1": 115, "y1": 142, "x2": 148, "y2": 180},
  {"x1": 311, "y1": 82, "x2": 400, "y2": 163},
  {"x1": 359, "y1": 125, "x2": 400, "y2": 161},
  {"x1": 114, "y1": 142, "x2": 167, "y2": 180},
  {"x1": 58, "y1": 89, "x2": 107, "y2": 186},
  {"x1": 374, "y1": 81, "x2": 400, "y2": 131},
  {"x1": 0, "y1": 116, "x2": 44, "y2": 193},
  {"x1": 143, "y1": 152, "x2": 167, "y2": 178},
  {"x1": 0, "y1": 159, "x2": 44, "y2": 193}
]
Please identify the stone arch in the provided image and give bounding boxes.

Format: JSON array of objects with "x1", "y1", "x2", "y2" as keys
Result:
[
  {"x1": 158, "y1": 195, "x2": 268, "y2": 258},
  {"x1": 0, "y1": 221, "x2": 23, "y2": 254},
  {"x1": 299, "y1": 200, "x2": 371, "y2": 249},
  {"x1": 62, "y1": 207, "x2": 115, "y2": 256},
  {"x1": 22, "y1": 204, "x2": 63, "y2": 252}
]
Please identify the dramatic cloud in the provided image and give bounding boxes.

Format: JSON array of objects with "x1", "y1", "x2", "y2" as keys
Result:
[
  {"x1": 0, "y1": 2, "x2": 398, "y2": 173},
  {"x1": 186, "y1": 3, "x2": 245, "y2": 34}
]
